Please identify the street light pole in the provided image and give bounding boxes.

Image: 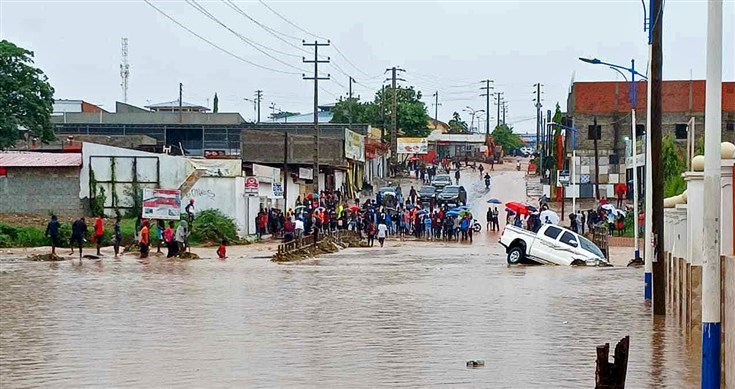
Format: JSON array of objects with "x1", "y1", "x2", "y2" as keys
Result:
[{"x1": 579, "y1": 57, "x2": 646, "y2": 264}]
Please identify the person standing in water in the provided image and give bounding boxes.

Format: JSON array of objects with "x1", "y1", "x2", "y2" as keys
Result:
[
  {"x1": 69, "y1": 217, "x2": 87, "y2": 261},
  {"x1": 94, "y1": 215, "x2": 104, "y2": 256},
  {"x1": 112, "y1": 216, "x2": 122, "y2": 258},
  {"x1": 45, "y1": 215, "x2": 60, "y2": 255},
  {"x1": 377, "y1": 219, "x2": 388, "y2": 248},
  {"x1": 139, "y1": 221, "x2": 150, "y2": 259}
]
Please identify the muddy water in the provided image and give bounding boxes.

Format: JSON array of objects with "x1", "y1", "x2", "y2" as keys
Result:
[{"x1": 0, "y1": 171, "x2": 699, "y2": 388}]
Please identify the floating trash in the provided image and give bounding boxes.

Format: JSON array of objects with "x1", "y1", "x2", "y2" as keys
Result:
[{"x1": 466, "y1": 360, "x2": 485, "y2": 368}]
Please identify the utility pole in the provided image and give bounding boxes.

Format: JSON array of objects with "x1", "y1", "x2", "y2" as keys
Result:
[
  {"x1": 283, "y1": 132, "x2": 289, "y2": 212},
  {"x1": 480, "y1": 80, "x2": 493, "y2": 135},
  {"x1": 644, "y1": 1, "x2": 654, "y2": 302},
  {"x1": 386, "y1": 66, "x2": 405, "y2": 176},
  {"x1": 255, "y1": 90, "x2": 263, "y2": 123},
  {"x1": 303, "y1": 40, "x2": 330, "y2": 194},
  {"x1": 269, "y1": 102, "x2": 277, "y2": 122},
  {"x1": 534, "y1": 83, "x2": 543, "y2": 151},
  {"x1": 650, "y1": 0, "x2": 665, "y2": 317},
  {"x1": 178, "y1": 82, "x2": 183, "y2": 124},
  {"x1": 348, "y1": 76, "x2": 354, "y2": 129},
  {"x1": 495, "y1": 92, "x2": 504, "y2": 128},
  {"x1": 502, "y1": 101, "x2": 507, "y2": 125},
  {"x1": 433, "y1": 91, "x2": 439, "y2": 130},
  {"x1": 120, "y1": 38, "x2": 129, "y2": 103},
  {"x1": 701, "y1": 0, "x2": 723, "y2": 384}
]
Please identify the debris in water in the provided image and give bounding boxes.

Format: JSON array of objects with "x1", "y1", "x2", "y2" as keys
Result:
[
  {"x1": 28, "y1": 253, "x2": 64, "y2": 262},
  {"x1": 563, "y1": 321, "x2": 568, "y2": 324},
  {"x1": 466, "y1": 360, "x2": 485, "y2": 368}
]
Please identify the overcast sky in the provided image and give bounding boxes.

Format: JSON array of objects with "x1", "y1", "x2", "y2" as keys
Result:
[{"x1": 2, "y1": 0, "x2": 733, "y2": 133}]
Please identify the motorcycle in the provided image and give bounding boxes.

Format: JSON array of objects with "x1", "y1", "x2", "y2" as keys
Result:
[{"x1": 472, "y1": 219, "x2": 482, "y2": 232}]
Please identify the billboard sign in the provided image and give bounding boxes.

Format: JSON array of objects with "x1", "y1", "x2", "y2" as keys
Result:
[
  {"x1": 244, "y1": 176, "x2": 259, "y2": 197},
  {"x1": 298, "y1": 167, "x2": 313, "y2": 180},
  {"x1": 344, "y1": 128, "x2": 365, "y2": 162},
  {"x1": 397, "y1": 137, "x2": 428, "y2": 154},
  {"x1": 142, "y1": 188, "x2": 182, "y2": 220},
  {"x1": 272, "y1": 182, "x2": 283, "y2": 198}
]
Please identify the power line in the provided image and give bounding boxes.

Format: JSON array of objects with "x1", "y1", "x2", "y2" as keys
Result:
[
  {"x1": 222, "y1": 0, "x2": 307, "y2": 53},
  {"x1": 143, "y1": 0, "x2": 300, "y2": 75},
  {"x1": 186, "y1": 0, "x2": 307, "y2": 73},
  {"x1": 259, "y1": 0, "x2": 327, "y2": 40}
]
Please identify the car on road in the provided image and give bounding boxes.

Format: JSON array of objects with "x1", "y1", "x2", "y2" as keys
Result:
[
  {"x1": 499, "y1": 224, "x2": 607, "y2": 266},
  {"x1": 431, "y1": 174, "x2": 453, "y2": 192},
  {"x1": 418, "y1": 186, "x2": 437, "y2": 203},
  {"x1": 436, "y1": 185, "x2": 467, "y2": 206}
]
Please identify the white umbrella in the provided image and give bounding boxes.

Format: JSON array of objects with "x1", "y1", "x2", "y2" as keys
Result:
[
  {"x1": 539, "y1": 209, "x2": 560, "y2": 225},
  {"x1": 612, "y1": 209, "x2": 626, "y2": 217},
  {"x1": 601, "y1": 204, "x2": 616, "y2": 212}
]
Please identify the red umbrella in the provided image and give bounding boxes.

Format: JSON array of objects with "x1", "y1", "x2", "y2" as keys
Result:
[
  {"x1": 505, "y1": 202, "x2": 529, "y2": 215},
  {"x1": 348, "y1": 204, "x2": 360, "y2": 212}
]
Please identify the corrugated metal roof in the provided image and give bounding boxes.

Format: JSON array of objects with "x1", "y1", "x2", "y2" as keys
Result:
[
  {"x1": 145, "y1": 100, "x2": 209, "y2": 109},
  {"x1": 0, "y1": 152, "x2": 82, "y2": 167}
]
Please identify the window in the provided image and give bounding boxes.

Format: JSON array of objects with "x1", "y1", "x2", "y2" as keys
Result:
[
  {"x1": 675, "y1": 124, "x2": 688, "y2": 139},
  {"x1": 588, "y1": 124, "x2": 601, "y2": 140},
  {"x1": 543, "y1": 226, "x2": 562, "y2": 239},
  {"x1": 559, "y1": 231, "x2": 578, "y2": 247},
  {"x1": 579, "y1": 236, "x2": 605, "y2": 258},
  {"x1": 727, "y1": 121, "x2": 734, "y2": 132}
]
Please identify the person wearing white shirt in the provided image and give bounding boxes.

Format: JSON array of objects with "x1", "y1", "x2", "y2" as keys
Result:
[
  {"x1": 377, "y1": 222, "x2": 388, "y2": 247},
  {"x1": 294, "y1": 218, "x2": 304, "y2": 239}
]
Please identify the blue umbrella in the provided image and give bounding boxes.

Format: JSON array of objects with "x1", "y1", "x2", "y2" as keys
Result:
[
  {"x1": 406, "y1": 204, "x2": 416, "y2": 210},
  {"x1": 487, "y1": 198, "x2": 502, "y2": 204},
  {"x1": 446, "y1": 210, "x2": 460, "y2": 217},
  {"x1": 417, "y1": 210, "x2": 429, "y2": 215}
]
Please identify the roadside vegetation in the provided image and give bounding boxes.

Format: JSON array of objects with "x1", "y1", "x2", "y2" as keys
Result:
[{"x1": 0, "y1": 210, "x2": 242, "y2": 248}]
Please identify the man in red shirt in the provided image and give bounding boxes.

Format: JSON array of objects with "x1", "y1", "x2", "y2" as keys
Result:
[{"x1": 94, "y1": 215, "x2": 104, "y2": 256}]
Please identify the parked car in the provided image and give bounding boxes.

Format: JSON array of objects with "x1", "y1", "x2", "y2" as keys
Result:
[
  {"x1": 499, "y1": 224, "x2": 607, "y2": 266},
  {"x1": 418, "y1": 186, "x2": 437, "y2": 203},
  {"x1": 436, "y1": 185, "x2": 467, "y2": 206},
  {"x1": 431, "y1": 174, "x2": 453, "y2": 192}
]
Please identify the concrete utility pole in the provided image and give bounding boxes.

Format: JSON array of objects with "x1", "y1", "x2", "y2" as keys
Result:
[
  {"x1": 480, "y1": 80, "x2": 494, "y2": 135},
  {"x1": 269, "y1": 102, "x2": 277, "y2": 121},
  {"x1": 178, "y1": 82, "x2": 183, "y2": 124},
  {"x1": 644, "y1": 1, "x2": 654, "y2": 301},
  {"x1": 495, "y1": 92, "x2": 504, "y2": 128},
  {"x1": 650, "y1": 0, "x2": 665, "y2": 317},
  {"x1": 502, "y1": 101, "x2": 507, "y2": 125},
  {"x1": 386, "y1": 66, "x2": 405, "y2": 175},
  {"x1": 534, "y1": 83, "x2": 543, "y2": 151},
  {"x1": 433, "y1": 91, "x2": 439, "y2": 130},
  {"x1": 348, "y1": 76, "x2": 355, "y2": 129},
  {"x1": 255, "y1": 90, "x2": 263, "y2": 123},
  {"x1": 701, "y1": 0, "x2": 723, "y2": 385},
  {"x1": 303, "y1": 40, "x2": 330, "y2": 194}
]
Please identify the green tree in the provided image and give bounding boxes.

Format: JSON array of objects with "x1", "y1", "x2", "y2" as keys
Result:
[
  {"x1": 662, "y1": 133, "x2": 686, "y2": 197},
  {"x1": 447, "y1": 112, "x2": 468, "y2": 133},
  {"x1": 1, "y1": 40, "x2": 55, "y2": 149},
  {"x1": 213, "y1": 93, "x2": 219, "y2": 113},
  {"x1": 492, "y1": 123, "x2": 523, "y2": 153},
  {"x1": 269, "y1": 111, "x2": 300, "y2": 120},
  {"x1": 330, "y1": 86, "x2": 430, "y2": 137}
]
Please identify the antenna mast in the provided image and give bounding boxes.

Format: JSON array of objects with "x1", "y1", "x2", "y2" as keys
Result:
[{"x1": 120, "y1": 37, "x2": 130, "y2": 102}]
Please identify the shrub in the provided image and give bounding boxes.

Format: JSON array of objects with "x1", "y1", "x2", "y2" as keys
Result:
[{"x1": 189, "y1": 209, "x2": 238, "y2": 244}]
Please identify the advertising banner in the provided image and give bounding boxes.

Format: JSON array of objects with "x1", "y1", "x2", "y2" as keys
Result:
[
  {"x1": 344, "y1": 128, "x2": 365, "y2": 162},
  {"x1": 252, "y1": 164, "x2": 281, "y2": 183},
  {"x1": 272, "y1": 182, "x2": 283, "y2": 198},
  {"x1": 186, "y1": 159, "x2": 242, "y2": 177},
  {"x1": 142, "y1": 188, "x2": 182, "y2": 220},
  {"x1": 397, "y1": 137, "x2": 428, "y2": 154}
]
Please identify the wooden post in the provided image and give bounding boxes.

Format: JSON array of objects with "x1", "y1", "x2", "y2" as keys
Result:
[{"x1": 595, "y1": 336, "x2": 630, "y2": 389}]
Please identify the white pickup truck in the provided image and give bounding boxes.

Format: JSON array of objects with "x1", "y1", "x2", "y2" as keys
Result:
[{"x1": 499, "y1": 224, "x2": 608, "y2": 266}]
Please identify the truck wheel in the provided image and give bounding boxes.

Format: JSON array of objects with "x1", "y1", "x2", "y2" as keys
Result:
[
  {"x1": 507, "y1": 246, "x2": 525, "y2": 264},
  {"x1": 473, "y1": 223, "x2": 481, "y2": 233}
]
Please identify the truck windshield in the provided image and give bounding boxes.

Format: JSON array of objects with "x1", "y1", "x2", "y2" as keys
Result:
[{"x1": 579, "y1": 236, "x2": 604, "y2": 258}]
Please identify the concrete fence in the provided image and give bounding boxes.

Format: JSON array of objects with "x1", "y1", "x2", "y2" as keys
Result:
[{"x1": 663, "y1": 153, "x2": 734, "y2": 387}]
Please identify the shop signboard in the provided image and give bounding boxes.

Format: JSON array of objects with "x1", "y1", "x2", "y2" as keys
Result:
[
  {"x1": 142, "y1": 188, "x2": 182, "y2": 220},
  {"x1": 397, "y1": 137, "x2": 428, "y2": 154}
]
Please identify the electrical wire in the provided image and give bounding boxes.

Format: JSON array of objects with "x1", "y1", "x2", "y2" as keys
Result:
[
  {"x1": 222, "y1": 0, "x2": 309, "y2": 54},
  {"x1": 187, "y1": 0, "x2": 307, "y2": 72},
  {"x1": 143, "y1": 0, "x2": 301, "y2": 75}
]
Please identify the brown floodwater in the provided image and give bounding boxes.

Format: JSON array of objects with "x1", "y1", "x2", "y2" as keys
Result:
[{"x1": 0, "y1": 171, "x2": 700, "y2": 387}]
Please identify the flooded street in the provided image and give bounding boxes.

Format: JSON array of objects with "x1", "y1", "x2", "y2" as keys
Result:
[{"x1": 0, "y1": 171, "x2": 699, "y2": 388}]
